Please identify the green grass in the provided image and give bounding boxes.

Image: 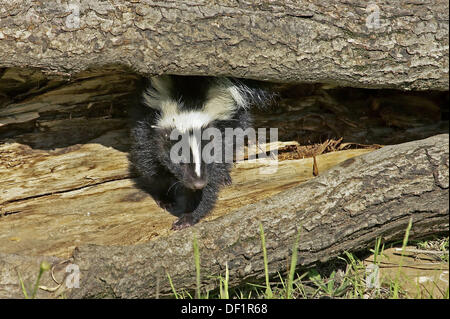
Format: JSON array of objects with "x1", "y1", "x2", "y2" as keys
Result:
[
  {"x1": 18, "y1": 261, "x2": 51, "y2": 299},
  {"x1": 415, "y1": 236, "x2": 449, "y2": 263},
  {"x1": 392, "y1": 218, "x2": 413, "y2": 299},
  {"x1": 218, "y1": 262, "x2": 230, "y2": 299},
  {"x1": 165, "y1": 220, "x2": 448, "y2": 300},
  {"x1": 21, "y1": 221, "x2": 448, "y2": 299}
]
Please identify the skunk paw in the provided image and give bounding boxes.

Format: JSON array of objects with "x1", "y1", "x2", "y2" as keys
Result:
[{"x1": 171, "y1": 214, "x2": 196, "y2": 230}]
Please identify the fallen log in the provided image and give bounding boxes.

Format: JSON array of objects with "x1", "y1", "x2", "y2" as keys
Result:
[
  {"x1": 0, "y1": 0, "x2": 448, "y2": 90},
  {"x1": 0, "y1": 134, "x2": 447, "y2": 298},
  {"x1": 0, "y1": 132, "x2": 374, "y2": 257}
]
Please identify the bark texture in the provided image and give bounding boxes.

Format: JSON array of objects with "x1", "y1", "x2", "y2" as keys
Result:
[
  {"x1": 1, "y1": 134, "x2": 447, "y2": 298},
  {"x1": 0, "y1": 0, "x2": 448, "y2": 90}
]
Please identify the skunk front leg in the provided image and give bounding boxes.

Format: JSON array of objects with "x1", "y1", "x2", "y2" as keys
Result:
[{"x1": 171, "y1": 184, "x2": 218, "y2": 230}]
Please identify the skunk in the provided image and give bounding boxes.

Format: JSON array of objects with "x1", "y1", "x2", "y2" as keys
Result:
[{"x1": 129, "y1": 75, "x2": 268, "y2": 230}]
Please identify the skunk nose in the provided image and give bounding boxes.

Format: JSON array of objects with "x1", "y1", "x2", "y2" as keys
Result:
[{"x1": 192, "y1": 179, "x2": 207, "y2": 189}]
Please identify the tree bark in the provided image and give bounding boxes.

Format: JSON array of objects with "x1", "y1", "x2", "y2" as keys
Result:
[
  {"x1": 0, "y1": 0, "x2": 448, "y2": 91},
  {"x1": 0, "y1": 134, "x2": 447, "y2": 298}
]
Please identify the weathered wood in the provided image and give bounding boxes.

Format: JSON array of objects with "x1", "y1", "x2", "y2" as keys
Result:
[
  {"x1": 0, "y1": 68, "x2": 139, "y2": 128},
  {"x1": 363, "y1": 247, "x2": 449, "y2": 298},
  {"x1": 67, "y1": 134, "x2": 450, "y2": 298},
  {"x1": 1, "y1": 68, "x2": 447, "y2": 149},
  {"x1": 0, "y1": 130, "x2": 374, "y2": 257},
  {"x1": 0, "y1": 1, "x2": 448, "y2": 90},
  {"x1": 0, "y1": 134, "x2": 447, "y2": 298}
]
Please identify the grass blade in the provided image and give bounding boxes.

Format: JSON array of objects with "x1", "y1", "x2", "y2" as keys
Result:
[
  {"x1": 167, "y1": 272, "x2": 179, "y2": 299},
  {"x1": 392, "y1": 218, "x2": 413, "y2": 299},
  {"x1": 17, "y1": 271, "x2": 29, "y2": 299},
  {"x1": 287, "y1": 227, "x2": 302, "y2": 299}
]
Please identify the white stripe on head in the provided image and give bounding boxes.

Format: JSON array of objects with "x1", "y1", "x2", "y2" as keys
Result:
[
  {"x1": 145, "y1": 76, "x2": 212, "y2": 132},
  {"x1": 203, "y1": 78, "x2": 248, "y2": 121},
  {"x1": 158, "y1": 110, "x2": 212, "y2": 132},
  {"x1": 189, "y1": 133, "x2": 201, "y2": 177},
  {"x1": 227, "y1": 84, "x2": 248, "y2": 109},
  {"x1": 144, "y1": 76, "x2": 248, "y2": 132}
]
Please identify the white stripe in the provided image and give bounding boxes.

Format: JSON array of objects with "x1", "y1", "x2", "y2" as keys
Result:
[
  {"x1": 190, "y1": 134, "x2": 201, "y2": 177},
  {"x1": 228, "y1": 85, "x2": 247, "y2": 109},
  {"x1": 142, "y1": 76, "x2": 173, "y2": 110},
  {"x1": 157, "y1": 110, "x2": 212, "y2": 132}
]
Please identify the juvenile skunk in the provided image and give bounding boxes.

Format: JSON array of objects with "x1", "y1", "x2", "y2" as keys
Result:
[{"x1": 130, "y1": 75, "x2": 268, "y2": 230}]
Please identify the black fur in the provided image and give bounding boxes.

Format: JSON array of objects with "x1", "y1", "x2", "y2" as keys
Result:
[{"x1": 129, "y1": 75, "x2": 258, "y2": 230}]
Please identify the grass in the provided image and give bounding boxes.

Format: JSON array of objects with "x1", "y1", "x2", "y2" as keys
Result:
[
  {"x1": 21, "y1": 221, "x2": 448, "y2": 299},
  {"x1": 392, "y1": 218, "x2": 413, "y2": 299},
  {"x1": 259, "y1": 223, "x2": 273, "y2": 299},
  {"x1": 18, "y1": 261, "x2": 51, "y2": 299},
  {"x1": 415, "y1": 236, "x2": 449, "y2": 263},
  {"x1": 165, "y1": 220, "x2": 448, "y2": 300},
  {"x1": 218, "y1": 262, "x2": 230, "y2": 299}
]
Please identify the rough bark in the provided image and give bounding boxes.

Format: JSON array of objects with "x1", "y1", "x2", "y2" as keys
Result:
[
  {"x1": 0, "y1": 134, "x2": 447, "y2": 299},
  {"x1": 0, "y1": 0, "x2": 448, "y2": 91}
]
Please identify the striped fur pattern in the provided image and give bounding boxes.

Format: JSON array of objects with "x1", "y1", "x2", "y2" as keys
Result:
[
  {"x1": 142, "y1": 76, "x2": 251, "y2": 130},
  {"x1": 130, "y1": 75, "x2": 266, "y2": 230}
]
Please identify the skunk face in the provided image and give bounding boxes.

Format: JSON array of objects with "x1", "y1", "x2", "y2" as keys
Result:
[
  {"x1": 136, "y1": 75, "x2": 251, "y2": 189},
  {"x1": 153, "y1": 126, "x2": 211, "y2": 190}
]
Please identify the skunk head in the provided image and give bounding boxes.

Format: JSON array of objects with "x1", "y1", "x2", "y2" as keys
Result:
[
  {"x1": 151, "y1": 125, "x2": 212, "y2": 190},
  {"x1": 142, "y1": 76, "x2": 250, "y2": 190}
]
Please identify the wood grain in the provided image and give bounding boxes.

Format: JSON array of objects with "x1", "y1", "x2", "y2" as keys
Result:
[{"x1": 0, "y1": 133, "x2": 374, "y2": 258}]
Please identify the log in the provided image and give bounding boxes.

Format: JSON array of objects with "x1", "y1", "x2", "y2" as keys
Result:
[
  {"x1": 0, "y1": 132, "x2": 375, "y2": 257},
  {"x1": 0, "y1": 134, "x2": 447, "y2": 298},
  {"x1": 0, "y1": 0, "x2": 448, "y2": 91}
]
